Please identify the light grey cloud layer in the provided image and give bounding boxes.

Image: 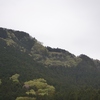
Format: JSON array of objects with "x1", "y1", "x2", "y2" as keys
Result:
[{"x1": 0, "y1": 0, "x2": 100, "y2": 59}]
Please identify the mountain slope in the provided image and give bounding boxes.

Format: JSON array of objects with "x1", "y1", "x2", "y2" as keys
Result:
[
  {"x1": 0, "y1": 27, "x2": 82, "y2": 67},
  {"x1": 0, "y1": 27, "x2": 100, "y2": 100},
  {"x1": 0, "y1": 27, "x2": 100, "y2": 78}
]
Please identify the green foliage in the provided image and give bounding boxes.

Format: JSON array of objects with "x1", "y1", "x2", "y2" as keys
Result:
[
  {"x1": 16, "y1": 97, "x2": 36, "y2": 100},
  {"x1": 5, "y1": 38, "x2": 16, "y2": 46},
  {"x1": 25, "y1": 78, "x2": 48, "y2": 89},
  {"x1": 10, "y1": 74, "x2": 20, "y2": 82},
  {"x1": 24, "y1": 78, "x2": 55, "y2": 96},
  {"x1": 26, "y1": 89, "x2": 36, "y2": 95}
]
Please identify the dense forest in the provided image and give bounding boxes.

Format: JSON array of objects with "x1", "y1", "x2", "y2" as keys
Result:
[{"x1": 0, "y1": 27, "x2": 100, "y2": 100}]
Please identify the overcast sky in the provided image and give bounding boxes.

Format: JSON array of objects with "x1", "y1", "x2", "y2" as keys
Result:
[{"x1": 0, "y1": 0, "x2": 100, "y2": 60}]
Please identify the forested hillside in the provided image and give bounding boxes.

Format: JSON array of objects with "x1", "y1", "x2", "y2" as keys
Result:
[{"x1": 0, "y1": 27, "x2": 100, "y2": 100}]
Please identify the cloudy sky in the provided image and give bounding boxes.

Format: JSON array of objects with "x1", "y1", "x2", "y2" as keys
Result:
[{"x1": 0, "y1": 0, "x2": 100, "y2": 60}]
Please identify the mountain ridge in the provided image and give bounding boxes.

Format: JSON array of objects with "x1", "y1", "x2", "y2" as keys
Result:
[{"x1": 0, "y1": 27, "x2": 99, "y2": 68}]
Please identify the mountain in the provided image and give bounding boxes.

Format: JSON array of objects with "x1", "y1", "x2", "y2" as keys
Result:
[{"x1": 0, "y1": 27, "x2": 100, "y2": 100}]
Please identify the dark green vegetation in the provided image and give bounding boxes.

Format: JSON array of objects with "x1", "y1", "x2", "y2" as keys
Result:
[{"x1": 0, "y1": 27, "x2": 100, "y2": 100}]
